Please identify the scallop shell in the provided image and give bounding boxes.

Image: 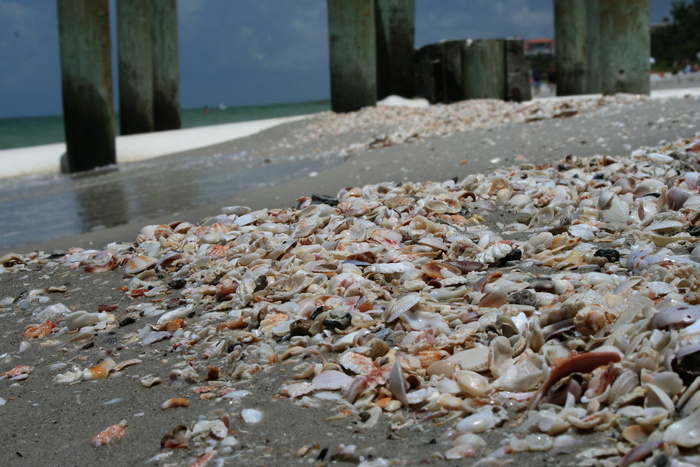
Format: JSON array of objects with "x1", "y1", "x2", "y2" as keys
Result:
[
  {"x1": 610, "y1": 370, "x2": 640, "y2": 404},
  {"x1": 367, "y1": 338, "x2": 390, "y2": 359},
  {"x1": 311, "y1": 370, "x2": 353, "y2": 391},
  {"x1": 383, "y1": 292, "x2": 420, "y2": 322},
  {"x1": 602, "y1": 198, "x2": 629, "y2": 225},
  {"x1": 644, "y1": 220, "x2": 683, "y2": 234},
  {"x1": 339, "y1": 351, "x2": 375, "y2": 375},
  {"x1": 644, "y1": 383, "x2": 675, "y2": 412},
  {"x1": 124, "y1": 254, "x2": 157, "y2": 276}
]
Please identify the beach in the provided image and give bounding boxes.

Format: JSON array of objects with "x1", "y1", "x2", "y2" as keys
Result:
[{"x1": 2, "y1": 85, "x2": 700, "y2": 466}]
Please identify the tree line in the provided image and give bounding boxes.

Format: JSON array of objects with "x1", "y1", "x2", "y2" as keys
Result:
[{"x1": 651, "y1": 0, "x2": 700, "y2": 71}]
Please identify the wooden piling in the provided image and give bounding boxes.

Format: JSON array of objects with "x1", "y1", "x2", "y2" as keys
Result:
[
  {"x1": 505, "y1": 38, "x2": 531, "y2": 102},
  {"x1": 414, "y1": 44, "x2": 441, "y2": 104},
  {"x1": 152, "y1": 0, "x2": 181, "y2": 131},
  {"x1": 440, "y1": 40, "x2": 465, "y2": 103},
  {"x1": 117, "y1": 0, "x2": 155, "y2": 134},
  {"x1": 463, "y1": 39, "x2": 506, "y2": 100},
  {"x1": 600, "y1": 0, "x2": 650, "y2": 95},
  {"x1": 555, "y1": 0, "x2": 601, "y2": 95},
  {"x1": 327, "y1": 0, "x2": 377, "y2": 112},
  {"x1": 57, "y1": 0, "x2": 116, "y2": 173},
  {"x1": 375, "y1": 0, "x2": 415, "y2": 100}
]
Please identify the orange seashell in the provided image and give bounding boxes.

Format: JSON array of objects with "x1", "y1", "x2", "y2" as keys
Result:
[
  {"x1": 130, "y1": 288, "x2": 148, "y2": 297},
  {"x1": 124, "y1": 254, "x2": 157, "y2": 276},
  {"x1": 216, "y1": 320, "x2": 247, "y2": 332},
  {"x1": 375, "y1": 396, "x2": 393, "y2": 409},
  {"x1": 83, "y1": 358, "x2": 116, "y2": 380},
  {"x1": 414, "y1": 350, "x2": 445, "y2": 369},
  {"x1": 421, "y1": 260, "x2": 462, "y2": 279},
  {"x1": 92, "y1": 420, "x2": 127, "y2": 446},
  {"x1": 22, "y1": 320, "x2": 56, "y2": 340},
  {"x1": 192, "y1": 386, "x2": 217, "y2": 394},
  {"x1": 161, "y1": 397, "x2": 190, "y2": 409},
  {"x1": 358, "y1": 301, "x2": 374, "y2": 313},
  {"x1": 479, "y1": 291, "x2": 508, "y2": 308},
  {"x1": 190, "y1": 452, "x2": 215, "y2": 467},
  {"x1": 161, "y1": 319, "x2": 185, "y2": 333},
  {"x1": 208, "y1": 244, "x2": 229, "y2": 259},
  {"x1": 1, "y1": 365, "x2": 34, "y2": 380},
  {"x1": 118, "y1": 285, "x2": 129, "y2": 292}
]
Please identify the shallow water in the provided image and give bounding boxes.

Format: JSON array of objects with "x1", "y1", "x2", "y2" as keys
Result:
[{"x1": 0, "y1": 149, "x2": 341, "y2": 250}]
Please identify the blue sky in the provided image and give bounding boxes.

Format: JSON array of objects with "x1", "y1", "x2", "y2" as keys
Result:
[{"x1": 0, "y1": 0, "x2": 675, "y2": 118}]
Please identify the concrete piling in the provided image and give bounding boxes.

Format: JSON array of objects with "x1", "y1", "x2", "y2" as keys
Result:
[
  {"x1": 152, "y1": 0, "x2": 181, "y2": 132},
  {"x1": 117, "y1": 0, "x2": 155, "y2": 135},
  {"x1": 57, "y1": 0, "x2": 116, "y2": 173},
  {"x1": 599, "y1": 0, "x2": 650, "y2": 95},
  {"x1": 375, "y1": 0, "x2": 416, "y2": 100},
  {"x1": 327, "y1": 0, "x2": 377, "y2": 112}
]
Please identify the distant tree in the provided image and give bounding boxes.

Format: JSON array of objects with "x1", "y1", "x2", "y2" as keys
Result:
[{"x1": 651, "y1": 0, "x2": 700, "y2": 70}]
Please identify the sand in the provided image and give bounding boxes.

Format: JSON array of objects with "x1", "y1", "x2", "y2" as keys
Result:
[{"x1": 1, "y1": 89, "x2": 700, "y2": 466}]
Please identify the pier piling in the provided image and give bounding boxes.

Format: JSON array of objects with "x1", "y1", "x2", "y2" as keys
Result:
[
  {"x1": 505, "y1": 38, "x2": 531, "y2": 102},
  {"x1": 375, "y1": 0, "x2": 415, "y2": 100},
  {"x1": 57, "y1": 0, "x2": 116, "y2": 173},
  {"x1": 152, "y1": 0, "x2": 181, "y2": 131},
  {"x1": 117, "y1": 0, "x2": 155, "y2": 135},
  {"x1": 600, "y1": 0, "x2": 650, "y2": 95},
  {"x1": 327, "y1": 0, "x2": 377, "y2": 112},
  {"x1": 463, "y1": 39, "x2": 506, "y2": 100}
]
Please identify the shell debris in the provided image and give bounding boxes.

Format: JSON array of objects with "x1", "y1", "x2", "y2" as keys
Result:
[{"x1": 3, "y1": 120, "x2": 700, "y2": 464}]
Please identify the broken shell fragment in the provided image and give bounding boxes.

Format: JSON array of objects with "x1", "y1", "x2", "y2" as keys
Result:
[{"x1": 161, "y1": 397, "x2": 190, "y2": 409}]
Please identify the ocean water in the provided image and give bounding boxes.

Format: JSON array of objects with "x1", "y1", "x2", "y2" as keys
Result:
[{"x1": 0, "y1": 100, "x2": 330, "y2": 150}]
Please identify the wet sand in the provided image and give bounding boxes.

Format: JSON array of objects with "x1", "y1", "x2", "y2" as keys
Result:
[{"x1": 1, "y1": 92, "x2": 700, "y2": 466}]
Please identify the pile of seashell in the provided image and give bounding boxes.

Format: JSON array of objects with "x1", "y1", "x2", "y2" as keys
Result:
[
  {"x1": 297, "y1": 94, "x2": 648, "y2": 152},
  {"x1": 2, "y1": 133, "x2": 700, "y2": 465}
]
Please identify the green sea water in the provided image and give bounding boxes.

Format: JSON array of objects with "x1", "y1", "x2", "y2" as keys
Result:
[{"x1": 0, "y1": 100, "x2": 330, "y2": 150}]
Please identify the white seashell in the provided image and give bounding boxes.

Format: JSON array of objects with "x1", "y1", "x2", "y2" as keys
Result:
[
  {"x1": 644, "y1": 220, "x2": 683, "y2": 234},
  {"x1": 447, "y1": 346, "x2": 490, "y2": 372},
  {"x1": 366, "y1": 263, "x2": 407, "y2": 274},
  {"x1": 339, "y1": 351, "x2": 375, "y2": 375},
  {"x1": 602, "y1": 198, "x2": 629, "y2": 225},
  {"x1": 648, "y1": 152, "x2": 673, "y2": 164},
  {"x1": 456, "y1": 408, "x2": 497, "y2": 433},
  {"x1": 508, "y1": 193, "x2": 531, "y2": 208},
  {"x1": 475, "y1": 242, "x2": 512, "y2": 264},
  {"x1": 597, "y1": 191, "x2": 615, "y2": 210},
  {"x1": 311, "y1": 370, "x2": 353, "y2": 391},
  {"x1": 663, "y1": 407, "x2": 700, "y2": 447},
  {"x1": 141, "y1": 331, "x2": 172, "y2": 346},
  {"x1": 567, "y1": 224, "x2": 597, "y2": 241},
  {"x1": 388, "y1": 359, "x2": 409, "y2": 407},
  {"x1": 222, "y1": 205, "x2": 251, "y2": 216},
  {"x1": 65, "y1": 310, "x2": 101, "y2": 331},
  {"x1": 424, "y1": 199, "x2": 449, "y2": 213},
  {"x1": 644, "y1": 383, "x2": 675, "y2": 412},
  {"x1": 240, "y1": 408, "x2": 263, "y2": 424},
  {"x1": 383, "y1": 293, "x2": 420, "y2": 322},
  {"x1": 455, "y1": 370, "x2": 491, "y2": 397},
  {"x1": 610, "y1": 370, "x2": 639, "y2": 404}
]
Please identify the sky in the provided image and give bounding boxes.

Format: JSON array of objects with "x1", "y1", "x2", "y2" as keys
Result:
[{"x1": 0, "y1": 0, "x2": 676, "y2": 119}]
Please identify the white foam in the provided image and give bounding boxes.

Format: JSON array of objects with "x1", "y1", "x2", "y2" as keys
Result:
[{"x1": 0, "y1": 115, "x2": 308, "y2": 179}]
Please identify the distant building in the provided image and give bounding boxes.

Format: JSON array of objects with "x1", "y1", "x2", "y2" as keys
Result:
[{"x1": 525, "y1": 38, "x2": 554, "y2": 57}]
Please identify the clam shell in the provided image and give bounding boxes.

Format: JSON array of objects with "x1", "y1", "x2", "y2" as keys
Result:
[
  {"x1": 311, "y1": 370, "x2": 353, "y2": 391},
  {"x1": 388, "y1": 359, "x2": 409, "y2": 407},
  {"x1": 644, "y1": 383, "x2": 675, "y2": 412},
  {"x1": 610, "y1": 370, "x2": 639, "y2": 404},
  {"x1": 663, "y1": 405, "x2": 700, "y2": 447},
  {"x1": 455, "y1": 369, "x2": 491, "y2": 397},
  {"x1": 448, "y1": 346, "x2": 490, "y2": 372}
]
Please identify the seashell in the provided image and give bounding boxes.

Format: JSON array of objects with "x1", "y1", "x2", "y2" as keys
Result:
[
  {"x1": 92, "y1": 420, "x2": 127, "y2": 446},
  {"x1": 649, "y1": 371, "x2": 683, "y2": 397},
  {"x1": 602, "y1": 198, "x2": 629, "y2": 225},
  {"x1": 385, "y1": 195, "x2": 415, "y2": 209},
  {"x1": 610, "y1": 370, "x2": 639, "y2": 404},
  {"x1": 644, "y1": 383, "x2": 675, "y2": 412},
  {"x1": 663, "y1": 405, "x2": 700, "y2": 447},
  {"x1": 388, "y1": 359, "x2": 409, "y2": 407},
  {"x1": 141, "y1": 331, "x2": 173, "y2": 346},
  {"x1": 456, "y1": 408, "x2": 498, "y2": 433},
  {"x1": 339, "y1": 351, "x2": 375, "y2": 375},
  {"x1": 619, "y1": 440, "x2": 664, "y2": 467},
  {"x1": 113, "y1": 358, "x2": 142, "y2": 372},
  {"x1": 424, "y1": 199, "x2": 450, "y2": 213},
  {"x1": 83, "y1": 358, "x2": 116, "y2": 380},
  {"x1": 677, "y1": 377, "x2": 700, "y2": 415},
  {"x1": 22, "y1": 320, "x2": 56, "y2": 340},
  {"x1": 311, "y1": 370, "x2": 353, "y2": 391},
  {"x1": 1, "y1": 365, "x2": 34, "y2": 380},
  {"x1": 222, "y1": 205, "x2": 251, "y2": 216},
  {"x1": 644, "y1": 220, "x2": 683, "y2": 234},
  {"x1": 383, "y1": 293, "x2": 420, "y2": 322},
  {"x1": 597, "y1": 191, "x2": 615, "y2": 210},
  {"x1": 367, "y1": 338, "x2": 390, "y2": 359},
  {"x1": 667, "y1": 188, "x2": 692, "y2": 210},
  {"x1": 65, "y1": 310, "x2": 101, "y2": 331},
  {"x1": 479, "y1": 291, "x2": 508, "y2": 308},
  {"x1": 241, "y1": 408, "x2": 263, "y2": 424},
  {"x1": 161, "y1": 397, "x2": 190, "y2": 409},
  {"x1": 448, "y1": 346, "x2": 490, "y2": 372},
  {"x1": 124, "y1": 254, "x2": 157, "y2": 276},
  {"x1": 140, "y1": 376, "x2": 162, "y2": 388},
  {"x1": 651, "y1": 304, "x2": 700, "y2": 330},
  {"x1": 427, "y1": 360, "x2": 457, "y2": 378},
  {"x1": 455, "y1": 369, "x2": 491, "y2": 397},
  {"x1": 648, "y1": 152, "x2": 673, "y2": 164}
]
